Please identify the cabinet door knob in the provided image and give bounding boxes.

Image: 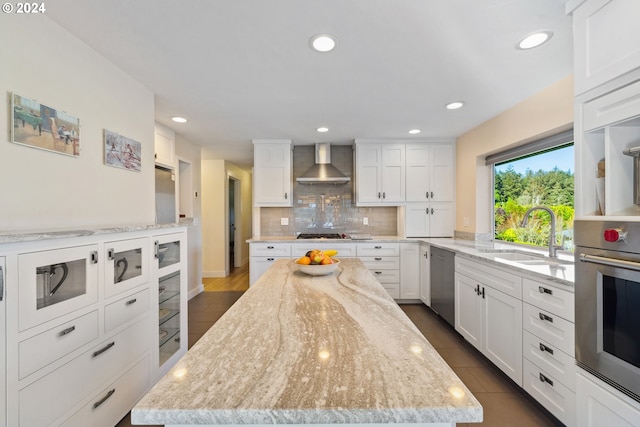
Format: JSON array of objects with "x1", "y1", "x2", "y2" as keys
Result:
[
  {"x1": 430, "y1": 191, "x2": 434, "y2": 198},
  {"x1": 284, "y1": 192, "x2": 288, "y2": 200},
  {"x1": 539, "y1": 343, "x2": 554, "y2": 355},
  {"x1": 426, "y1": 192, "x2": 429, "y2": 199},
  {"x1": 431, "y1": 208, "x2": 434, "y2": 215},
  {"x1": 538, "y1": 286, "x2": 553, "y2": 295},
  {"x1": 382, "y1": 192, "x2": 386, "y2": 199},
  {"x1": 539, "y1": 313, "x2": 553, "y2": 323},
  {"x1": 93, "y1": 389, "x2": 116, "y2": 409},
  {"x1": 92, "y1": 341, "x2": 116, "y2": 358}
]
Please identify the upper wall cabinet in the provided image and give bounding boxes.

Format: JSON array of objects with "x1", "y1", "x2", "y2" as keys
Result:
[
  {"x1": 154, "y1": 124, "x2": 175, "y2": 169},
  {"x1": 253, "y1": 139, "x2": 292, "y2": 207},
  {"x1": 405, "y1": 143, "x2": 454, "y2": 202},
  {"x1": 570, "y1": 0, "x2": 640, "y2": 96},
  {"x1": 354, "y1": 142, "x2": 405, "y2": 206}
]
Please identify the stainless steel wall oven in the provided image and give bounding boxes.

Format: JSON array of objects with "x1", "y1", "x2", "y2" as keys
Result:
[{"x1": 575, "y1": 219, "x2": 640, "y2": 402}]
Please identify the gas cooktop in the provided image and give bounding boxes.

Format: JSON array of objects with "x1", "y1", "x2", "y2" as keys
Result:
[{"x1": 296, "y1": 233, "x2": 344, "y2": 239}]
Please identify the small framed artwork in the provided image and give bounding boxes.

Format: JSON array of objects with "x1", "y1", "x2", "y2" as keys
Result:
[
  {"x1": 104, "y1": 129, "x2": 142, "y2": 171},
  {"x1": 11, "y1": 92, "x2": 80, "y2": 157}
]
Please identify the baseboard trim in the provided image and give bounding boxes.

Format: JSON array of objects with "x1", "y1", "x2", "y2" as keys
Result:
[
  {"x1": 202, "y1": 270, "x2": 226, "y2": 278},
  {"x1": 188, "y1": 284, "x2": 204, "y2": 300}
]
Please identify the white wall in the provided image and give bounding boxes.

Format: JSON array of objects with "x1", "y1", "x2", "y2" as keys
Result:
[
  {"x1": 175, "y1": 136, "x2": 203, "y2": 297},
  {"x1": 0, "y1": 15, "x2": 155, "y2": 231},
  {"x1": 455, "y1": 75, "x2": 574, "y2": 236}
]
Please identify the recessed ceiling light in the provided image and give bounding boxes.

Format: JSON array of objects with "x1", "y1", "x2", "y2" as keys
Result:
[
  {"x1": 517, "y1": 31, "x2": 553, "y2": 50},
  {"x1": 316, "y1": 127, "x2": 329, "y2": 133},
  {"x1": 408, "y1": 129, "x2": 421, "y2": 135},
  {"x1": 446, "y1": 101, "x2": 464, "y2": 110},
  {"x1": 310, "y1": 34, "x2": 337, "y2": 52},
  {"x1": 171, "y1": 116, "x2": 188, "y2": 123}
]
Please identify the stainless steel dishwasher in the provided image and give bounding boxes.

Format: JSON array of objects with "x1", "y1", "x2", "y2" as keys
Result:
[{"x1": 430, "y1": 246, "x2": 455, "y2": 327}]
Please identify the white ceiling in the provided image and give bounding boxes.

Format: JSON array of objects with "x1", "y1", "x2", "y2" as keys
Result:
[{"x1": 46, "y1": 0, "x2": 573, "y2": 169}]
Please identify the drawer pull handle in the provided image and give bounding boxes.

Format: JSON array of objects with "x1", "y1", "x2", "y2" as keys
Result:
[
  {"x1": 126, "y1": 298, "x2": 137, "y2": 305},
  {"x1": 93, "y1": 388, "x2": 115, "y2": 409},
  {"x1": 538, "y1": 286, "x2": 553, "y2": 295},
  {"x1": 374, "y1": 257, "x2": 382, "y2": 261},
  {"x1": 267, "y1": 246, "x2": 274, "y2": 249},
  {"x1": 539, "y1": 373, "x2": 554, "y2": 387},
  {"x1": 59, "y1": 326, "x2": 76, "y2": 336},
  {"x1": 539, "y1": 343, "x2": 554, "y2": 355},
  {"x1": 92, "y1": 341, "x2": 115, "y2": 358},
  {"x1": 267, "y1": 258, "x2": 275, "y2": 261},
  {"x1": 539, "y1": 313, "x2": 553, "y2": 323},
  {"x1": 374, "y1": 246, "x2": 382, "y2": 249},
  {"x1": 374, "y1": 271, "x2": 382, "y2": 275}
]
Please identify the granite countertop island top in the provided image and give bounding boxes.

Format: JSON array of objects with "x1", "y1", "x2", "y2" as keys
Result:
[{"x1": 132, "y1": 258, "x2": 482, "y2": 426}]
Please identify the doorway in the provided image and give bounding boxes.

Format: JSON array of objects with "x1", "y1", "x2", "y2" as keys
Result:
[{"x1": 227, "y1": 176, "x2": 240, "y2": 274}]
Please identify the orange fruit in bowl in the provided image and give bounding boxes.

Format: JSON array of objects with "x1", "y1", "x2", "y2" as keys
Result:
[
  {"x1": 296, "y1": 256, "x2": 311, "y2": 265},
  {"x1": 320, "y1": 256, "x2": 334, "y2": 265}
]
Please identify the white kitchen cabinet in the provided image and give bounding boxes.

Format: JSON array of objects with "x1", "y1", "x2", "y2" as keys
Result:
[
  {"x1": 399, "y1": 243, "x2": 419, "y2": 300},
  {"x1": 291, "y1": 243, "x2": 356, "y2": 258},
  {"x1": 405, "y1": 143, "x2": 454, "y2": 202},
  {"x1": 418, "y1": 243, "x2": 430, "y2": 305},
  {"x1": 2, "y1": 227, "x2": 183, "y2": 426},
  {"x1": 569, "y1": 0, "x2": 640, "y2": 96},
  {"x1": 249, "y1": 243, "x2": 291, "y2": 286},
  {"x1": 104, "y1": 237, "x2": 150, "y2": 299},
  {"x1": 355, "y1": 142, "x2": 405, "y2": 205},
  {"x1": 154, "y1": 232, "x2": 188, "y2": 378},
  {"x1": 357, "y1": 243, "x2": 400, "y2": 298},
  {"x1": 576, "y1": 369, "x2": 640, "y2": 427},
  {"x1": 0, "y1": 258, "x2": 5, "y2": 427},
  {"x1": 405, "y1": 201, "x2": 454, "y2": 237},
  {"x1": 252, "y1": 139, "x2": 292, "y2": 207},
  {"x1": 154, "y1": 124, "x2": 175, "y2": 168},
  {"x1": 455, "y1": 257, "x2": 523, "y2": 386}
]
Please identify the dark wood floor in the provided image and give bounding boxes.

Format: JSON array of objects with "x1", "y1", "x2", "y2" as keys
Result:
[{"x1": 118, "y1": 271, "x2": 563, "y2": 427}]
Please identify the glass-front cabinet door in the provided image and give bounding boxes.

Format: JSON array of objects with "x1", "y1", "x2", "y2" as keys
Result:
[
  {"x1": 18, "y1": 245, "x2": 99, "y2": 332},
  {"x1": 154, "y1": 232, "x2": 186, "y2": 374},
  {"x1": 104, "y1": 237, "x2": 149, "y2": 299}
]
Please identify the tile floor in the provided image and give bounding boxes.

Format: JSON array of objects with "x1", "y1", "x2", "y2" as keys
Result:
[{"x1": 118, "y1": 287, "x2": 563, "y2": 427}]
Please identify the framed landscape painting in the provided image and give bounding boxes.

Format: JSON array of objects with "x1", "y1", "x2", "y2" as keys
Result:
[
  {"x1": 11, "y1": 93, "x2": 80, "y2": 156},
  {"x1": 104, "y1": 129, "x2": 142, "y2": 171}
]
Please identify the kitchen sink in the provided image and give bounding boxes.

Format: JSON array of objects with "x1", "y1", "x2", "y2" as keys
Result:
[{"x1": 478, "y1": 250, "x2": 573, "y2": 266}]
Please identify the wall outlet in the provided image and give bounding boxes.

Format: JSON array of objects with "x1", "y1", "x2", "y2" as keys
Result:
[
  {"x1": 463, "y1": 217, "x2": 470, "y2": 227},
  {"x1": 363, "y1": 217, "x2": 369, "y2": 225},
  {"x1": 281, "y1": 218, "x2": 289, "y2": 226}
]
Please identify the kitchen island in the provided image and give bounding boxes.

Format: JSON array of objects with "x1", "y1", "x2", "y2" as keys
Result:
[{"x1": 132, "y1": 258, "x2": 482, "y2": 426}]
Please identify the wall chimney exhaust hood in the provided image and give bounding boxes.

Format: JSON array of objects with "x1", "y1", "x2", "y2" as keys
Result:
[{"x1": 296, "y1": 143, "x2": 350, "y2": 185}]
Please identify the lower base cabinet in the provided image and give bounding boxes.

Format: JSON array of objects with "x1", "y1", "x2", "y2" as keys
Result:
[{"x1": 576, "y1": 369, "x2": 640, "y2": 427}]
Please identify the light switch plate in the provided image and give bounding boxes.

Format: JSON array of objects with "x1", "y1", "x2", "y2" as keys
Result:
[
  {"x1": 281, "y1": 218, "x2": 289, "y2": 226},
  {"x1": 363, "y1": 217, "x2": 369, "y2": 225}
]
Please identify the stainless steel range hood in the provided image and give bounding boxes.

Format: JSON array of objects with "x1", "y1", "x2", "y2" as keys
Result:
[{"x1": 296, "y1": 143, "x2": 350, "y2": 185}]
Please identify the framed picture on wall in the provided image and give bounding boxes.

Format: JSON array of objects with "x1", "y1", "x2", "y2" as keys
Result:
[
  {"x1": 104, "y1": 129, "x2": 142, "y2": 171},
  {"x1": 11, "y1": 92, "x2": 81, "y2": 157}
]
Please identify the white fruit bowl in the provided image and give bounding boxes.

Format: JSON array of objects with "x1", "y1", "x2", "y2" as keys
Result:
[{"x1": 297, "y1": 259, "x2": 340, "y2": 276}]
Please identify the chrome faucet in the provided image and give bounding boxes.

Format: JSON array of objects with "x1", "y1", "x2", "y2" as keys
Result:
[{"x1": 520, "y1": 206, "x2": 562, "y2": 258}]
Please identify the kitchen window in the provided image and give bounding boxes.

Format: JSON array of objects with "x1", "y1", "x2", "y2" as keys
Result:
[{"x1": 486, "y1": 130, "x2": 574, "y2": 250}]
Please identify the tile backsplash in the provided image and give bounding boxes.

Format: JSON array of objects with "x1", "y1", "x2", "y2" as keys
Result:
[{"x1": 260, "y1": 145, "x2": 397, "y2": 236}]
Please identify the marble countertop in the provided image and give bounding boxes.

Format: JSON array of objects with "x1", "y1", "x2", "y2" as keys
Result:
[
  {"x1": 132, "y1": 258, "x2": 482, "y2": 426},
  {"x1": 249, "y1": 236, "x2": 574, "y2": 287},
  {"x1": 0, "y1": 220, "x2": 192, "y2": 244}
]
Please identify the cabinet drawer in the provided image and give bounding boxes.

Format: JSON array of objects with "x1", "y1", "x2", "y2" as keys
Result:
[
  {"x1": 19, "y1": 310, "x2": 99, "y2": 380},
  {"x1": 250, "y1": 243, "x2": 291, "y2": 257},
  {"x1": 523, "y1": 302, "x2": 574, "y2": 357},
  {"x1": 583, "y1": 80, "x2": 640, "y2": 131},
  {"x1": 19, "y1": 319, "x2": 150, "y2": 426},
  {"x1": 104, "y1": 237, "x2": 150, "y2": 299},
  {"x1": 523, "y1": 358, "x2": 576, "y2": 427},
  {"x1": 291, "y1": 244, "x2": 356, "y2": 258},
  {"x1": 522, "y1": 278, "x2": 574, "y2": 322},
  {"x1": 360, "y1": 256, "x2": 400, "y2": 270},
  {"x1": 455, "y1": 256, "x2": 522, "y2": 299},
  {"x1": 368, "y1": 269, "x2": 399, "y2": 284},
  {"x1": 62, "y1": 355, "x2": 150, "y2": 427},
  {"x1": 523, "y1": 330, "x2": 576, "y2": 392},
  {"x1": 356, "y1": 243, "x2": 399, "y2": 256},
  {"x1": 105, "y1": 288, "x2": 150, "y2": 333}
]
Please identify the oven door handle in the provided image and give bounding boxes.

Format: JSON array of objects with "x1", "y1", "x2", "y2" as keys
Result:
[{"x1": 579, "y1": 254, "x2": 640, "y2": 272}]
